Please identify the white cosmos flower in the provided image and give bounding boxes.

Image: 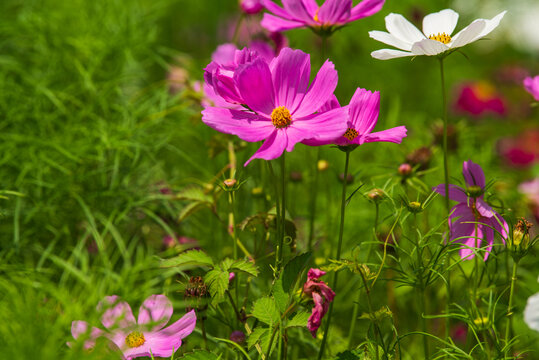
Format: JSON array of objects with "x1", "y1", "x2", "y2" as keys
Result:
[
  {"x1": 525, "y1": 292, "x2": 539, "y2": 332},
  {"x1": 369, "y1": 9, "x2": 507, "y2": 60}
]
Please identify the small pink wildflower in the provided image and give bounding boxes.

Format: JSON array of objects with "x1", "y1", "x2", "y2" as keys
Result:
[
  {"x1": 303, "y1": 268, "x2": 335, "y2": 337},
  {"x1": 524, "y1": 75, "x2": 539, "y2": 101},
  {"x1": 70, "y1": 295, "x2": 196, "y2": 359},
  {"x1": 240, "y1": 0, "x2": 264, "y2": 14}
]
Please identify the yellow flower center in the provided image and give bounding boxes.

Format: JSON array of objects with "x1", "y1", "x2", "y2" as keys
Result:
[
  {"x1": 271, "y1": 106, "x2": 292, "y2": 128},
  {"x1": 428, "y1": 32, "x2": 452, "y2": 44},
  {"x1": 343, "y1": 128, "x2": 359, "y2": 141},
  {"x1": 313, "y1": 8, "x2": 320, "y2": 23},
  {"x1": 125, "y1": 331, "x2": 145, "y2": 348}
]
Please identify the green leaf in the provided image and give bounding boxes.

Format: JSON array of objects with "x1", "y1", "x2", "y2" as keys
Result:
[
  {"x1": 160, "y1": 250, "x2": 214, "y2": 268},
  {"x1": 247, "y1": 327, "x2": 267, "y2": 350},
  {"x1": 248, "y1": 327, "x2": 276, "y2": 357},
  {"x1": 178, "y1": 201, "x2": 211, "y2": 222},
  {"x1": 179, "y1": 350, "x2": 220, "y2": 360},
  {"x1": 229, "y1": 259, "x2": 259, "y2": 277},
  {"x1": 286, "y1": 311, "x2": 310, "y2": 328},
  {"x1": 252, "y1": 297, "x2": 280, "y2": 326},
  {"x1": 272, "y1": 279, "x2": 289, "y2": 313},
  {"x1": 281, "y1": 252, "x2": 311, "y2": 292},
  {"x1": 176, "y1": 186, "x2": 213, "y2": 202},
  {"x1": 205, "y1": 269, "x2": 229, "y2": 301}
]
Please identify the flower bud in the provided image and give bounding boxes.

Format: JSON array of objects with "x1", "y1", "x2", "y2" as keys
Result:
[
  {"x1": 465, "y1": 185, "x2": 483, "y2": 198},
  {"x1": 223, "y1": 179, "x2": 237, "y2": 188},
  {"x1": 407, "y1": 201, "x2": 423, "y2": 213},
  {"x1": 317, "y1": 159, "x2": 329, "y2": 172},
  {"x1": 290, "y1": 171, "x2": 303, "y2": 182},
  {"x1": 338, "y1": 173, "x2": 354, "y2": 184},
  {"x1": 230, "y1": 330, "x2": 246, "y2": 344},
  {"x1": 406, "y1": 146, "x2": 432, "y2": 171},
  {"x1": 511, "y1": 218, "x2": 532, "y2": 250},
  {"x1": 251, "y1": 187, "x2": 264, "y2": 197},
  {"x1": 398, "y1": 163, "x2": 413, "y2": 177},
  {"x1": 239, "y1": 0, "x2": 263, "y2": 14},
  {"x1": 185, "y1": 276, "x2": 208, "y2": 299},
  {"x1": 367, "y1": 188, "x2": 385, "y2": 203}
]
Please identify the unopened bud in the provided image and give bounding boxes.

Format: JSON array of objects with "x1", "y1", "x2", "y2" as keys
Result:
[
  {"x1": 317, "y1": 159, "x2": 329, "y2": 172},
  {"x1": 511, "y1": 218, "x2": 533, "y2": 250},
  {"x1": 407, "y1": 201, "x2": 423, "y2": 213},
  {"x1": 239, "y1": 0, "x2": 263, "y2": 14},
  {"x1": 223, "y1": 179, "x2": 237, "y2": 188},
  {"x1": 367, "y1": 189, "x2": 385, "y2": 202},
  {"x1": 290, "y1": 171, "x2": 303, "y2": 182},
  {"x1": 230, "y1": 330, "x2": 246, "y2": 344},
  {"x1": 465, "y1": 185, "x2": 483, "y2": 198},
  {"x1": 338, "y1": 173, "x2": 354, "y2": 184},
  {"x1": 398, "y1": 163, "x2": 413, "y2": 177}
]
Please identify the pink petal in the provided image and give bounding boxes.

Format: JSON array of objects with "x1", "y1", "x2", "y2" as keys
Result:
[
  {"x1": 261, "y1": 13, "x2": 306, "y2": 32},
  {"x1": 235, "y1": 58, "x2": 275, "y2": 116},
  {"x1": 462, "y1": 160, "x2": 486, "y2": 189},
  {"x1": 294, "y1": 60, "x2": 338, "y2": 118},
  {"x1": 318, "y1": 94, "x2": 341, "y2": 112},
  {"x1": 432, "y1": 184, "x2": 468, "y2": 203},
  {"x1": 351, "y1": 0, "x2": 385, "y2": 21},
  {"x1": 100, "y1": 296, "x2": 136, "y2": 330},
  {"x1": 70, "y1": 321, "x2": 104, "y2": 350},
  {"x1": 244, "y1": 129, "x2": 287, "y2": 165},
  {"x1": 307, "y1": 268, "x2": 326, "y2": 280},
  {"x1": 318, "y1": 0, "x2": 352, "y2": 24},
  {"x1": 475, "y1": 198, "x2": 495, "y2": 218},
  {"x1": 262, "y1": 0, "x2": 292, "y2": 19},
  {"x1": 201, "y1": 107, "x2": 274, "y2": 142},
  {"x1": 282, "y1": 0, "x2": 314, "y2": 23},
  {"x1": 348, "y1": 88, "x2": 379, "y2": 135},
  {"x1": 249, "y1": 40, "x2": 276, "y2": 62},
  {"x1": 269, "y1": 48, "x2": 311, "y2": 113},
  {"x1": 524, "y1": 76, "x2": 539, "y2": 101},
  {"x1": 297, "y1": 106, "x2": 348, "y2": 146},
  {"x1": 361, "y1": 125, "x2": 407, "y2": 144},
  {"x1": 301, "y1": 0, "x2": 319, "y2": 18},
  {"x1": 155, "y1": 309, "x2": 197, "y2": 340},
  {"x1": 138, "y1": 295, "x2": 173, "y2": 331},
  {"x1": 211, "y1": 44, "x2": 238, "y2": 66}
]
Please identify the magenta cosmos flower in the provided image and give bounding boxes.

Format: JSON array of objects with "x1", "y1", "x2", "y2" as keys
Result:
[
  {"x1": 524, "y1": 75, "x2": 539, "y2": 101},
  {"x1": 304, "y1": 88, "x2": 407, "y2": 147},
  {"x1": 261, "y1": 0, "x2": 385, "y2": 33},
  {"x1": 454, "y1": 82, "x2": 506, "y2": 118},
  {"x1": 303, "y1": 268, "x2": 335, "y2": 337},
  {"x1": 434, "y1": 160, "x2": 508, "y2": 260},
  {"x1": 70, "y1": 295, "x2": 196, "y2": 359},
  {"x1": 202, "y1": 47, "x2": 347, "y2": 165},
  {"x1": 240, "y1": 0, "x2": 264, "y2": 15}
]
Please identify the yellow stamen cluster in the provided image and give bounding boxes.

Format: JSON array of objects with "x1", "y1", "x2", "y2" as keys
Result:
[
  {"x1": 271, "y1": 106, "x2": 292, "y2": 128},
  {"x1": 343, "y1": 128, "x2": 359, "y2": 141},
  {"x1": 125, "y1": 331, "x2": 145, "y2": 348},
  {"x1": 428, "y1": 32, "x2": 452, "y2": 44},
  {"x1": 313, "y1": 8, "x2": 320, "y2": 23}
]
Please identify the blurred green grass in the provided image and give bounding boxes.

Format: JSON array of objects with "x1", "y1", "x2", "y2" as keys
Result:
[{"x1": 0, "y1": 0, "x2": 538, "y2": 359}]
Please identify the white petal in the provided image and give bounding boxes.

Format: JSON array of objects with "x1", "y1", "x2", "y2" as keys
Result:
[
  {"x1": 423, "y1": 9, "x2": 459, "y2": 37},
  {"x1": 411, "y1": 38, "x2": 449, "y2": 56},
  {"x1": 450, "y1": 20, "x2": 486, "y2": 48},
  {"x1": 385, "y1": 13, "x2": 425, "y2": 44},
  {"x1": 369, "y1": 30, "x2": 413, "y2": 51},
  {"x1": 524, "y1": 293, "x2": 539, "y2": 332},
  {"x1": 451, "y1": 11, "x2": 506, "y2": 48},
  {"x1": 371, "y1": 49, "x2": 415, "y2": 60}
]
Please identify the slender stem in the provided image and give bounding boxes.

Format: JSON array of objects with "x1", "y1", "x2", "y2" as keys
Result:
[
  {"x1": 232, "y1": 14, "x2": 244, "y2": 44},
  {"x1": 268, "y1": 161, "x2": 281, "y2": 272},
  {"x1": 277, "y1": 153, "x2": 287, "y2": 272},
  {"x1": 505, "y1": 260, "x2": 518, "y2": 354},
  {"x1": 200, "y1": 314, "x2": 208, "y2": 350},
  {"x1": 229, "y1": 192, "x2": 237, "y2": 260},
  {"x1": 318, "y1": 151, "x2": 350, "y2": 359},
  {"x1": 308, "y1": 148, "x2": 321, "y2": 251},
  {"x1": 415, "y1": 214, "x2": 429, "y2": 359},
  {"x1": 439, "y1": 57, "x2": 451, "y2": 346},
  {"x1": 359, "y1": 267, "x2": 380, "y2": 360}
]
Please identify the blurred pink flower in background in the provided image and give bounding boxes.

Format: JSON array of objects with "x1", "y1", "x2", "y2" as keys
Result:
[
  {"x1": 524, "y1": 75, "x2": 539, "y2": 101},
  {"x1": 240, "y1": 0, "x2": 264, "y2": 15},
  {"x1": 303, "y1": 268, "x2": 335, "y2": 337},
  {"x1": 497, "y1": 129, "x2": 539, "y2": 168},
  {"x1": 262, "y1": 0, "x2": 385, "y2": 33},
  {"x1": 454, "y1": 82, "x2": 506, "y2": 117},
  {"x1": 163, "y1": 235, "x2": 199, "y2": 250},
  {"x1": 519, "y1": 178, "x2": 539, "y2": 222}
]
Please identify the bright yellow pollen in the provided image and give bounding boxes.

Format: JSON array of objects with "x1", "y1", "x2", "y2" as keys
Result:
[
  {"x1": 313, "y1": 8, "x2": 320, "y2": 22},
  {"x1": 343, "y1": 128, "x2": 359, "y2": 141},
  {"x1": 271, "y1": 106, "x2": 292, "y2": 128},
  {"x1": 125, "y1": 331, "x2": 145, "y2": 348},
  {"x1": 428, "y1": 32, "x2": 452, "y2": 44}
]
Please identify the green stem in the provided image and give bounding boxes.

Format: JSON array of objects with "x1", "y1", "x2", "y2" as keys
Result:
[
  {"x1": 268, "y1": 161, "x2": 282, "y2": 273},
  {"x1": 277, "y1": 153, "x2": 287, "y2": 272},
  {"x1": 505, "y1": 260, "x2": 518, "y2": 354},
  {"x1": 318, "y1": 151, "x2": 350, "y2": 359},
  {"x1": 359, "y1": 266, "x2": 380, "y2": 360},
  {"x1": 439, "y1": 56, "x2": 451, "y2": 346},
  {"x1": 308, "y1": 149, "x2": 321, "y2": 251},
  {"x1": 415, "y1": 214, "x2": 429, "y2": 359},
  {"x1": 232, "y1": 13, "x2": 244, "y2": 45},
  {"x1": 229, "y1": 191, "x2": 237, "y2": 260}
]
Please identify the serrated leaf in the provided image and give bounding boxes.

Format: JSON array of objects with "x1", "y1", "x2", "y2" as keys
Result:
[
  {"x1": 282, "y1": 252, "x2": 311, "y2": 292},
  {"x1": 219, "y1": 258, "x2": 234, "y2": 272},
  {"x1": 176, "y1": 186, "x2": 213, "y2": 202},
  {"x1": 178, "y1": 201, "x2": 210, "y2": 222},
  {"x1": 179, "y1": 350, "x2": 220, "y2": 359},
  {"x1": 359, "y1": 306, "x2": 393, "y2": 322},
  {"x1": 160, "y1": 250, "x2": 213, "y2": 268},
  {"x1": 229, "y1": 259, "x2": 259, "y2": 277},
  {"x1": 286, "y1": 311, "x2": 310, "y2": 328},
  {"x1": 238, "y1": 212, "x2": 270, "y2": 232},
  {"x1": 205, "y1": 269, "x2": 229, "y2": 301},
  {"x1": 247, "y1": 327, "x2": 267, "y2": 349},
  {"x1": 272, "y1": 279, "x2": 288, "y2": 313},
  {"x1": 252, "y1": 297, "x2": 280, "y2": 326}
]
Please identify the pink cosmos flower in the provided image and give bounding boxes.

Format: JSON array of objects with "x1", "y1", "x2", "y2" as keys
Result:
[
  {"x1": 454, "y1": 82, "x2": 506, "y2": 117},
  {"x1": 202, "y1": 47, "x2": 347, "y2": 165},
  {"x1": 70, "y1": 295, "x2": 196, "y2": 359},
  {"x1": 497, "y1": 129, "x2": 539, "y2": 168},
  {"x1": 303, "y1": 268, "x2": 335, "y2": 337},
  {"x1": 304, "y1": 88, "x2": 407, "y2": 147},
  {"x1": 261, "y1": 0, "x2": 385, "y2": 33},
  {"x1": 240, "y1": 0, "x2": 264, "y2": 14},
  {"x1": 433, "y1": 160, "x2": 508, "y2": 260},
  {"x1": 519, "y1": 178, "x2": 539, "y2": 222},
  {"x1": 524, "y1": 75, "x2": 539, "y2": 101}
]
